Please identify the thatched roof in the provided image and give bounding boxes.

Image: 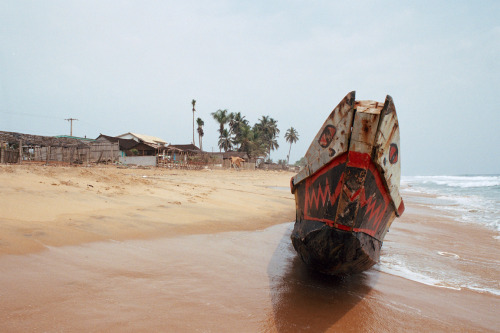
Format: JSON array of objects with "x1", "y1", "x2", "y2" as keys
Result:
[
  {"x1": 168, "y1": 144, "x2": 201, "y2": 152},
  {"x1": 0, "y1": 131, "x2": 91, "y2": 148}
]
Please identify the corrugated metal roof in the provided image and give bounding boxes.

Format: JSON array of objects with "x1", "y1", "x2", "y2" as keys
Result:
[
  {"x1": 116, "y1": 132, "x2": 167, "y2": 145},
  {"x1": 96, "y1": 134, "x2": 140, "y2": 150}
]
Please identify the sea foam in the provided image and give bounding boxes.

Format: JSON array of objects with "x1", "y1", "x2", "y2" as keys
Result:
[
  {"x1": 402, "y1": 175, "x2": 500, "y2": 232},
  {"x1": 376, "y1": 253, "x2": 500, "y2": 296},
  {"x1": 405, "y1": 175, "x2": 500, "y2": 188}
]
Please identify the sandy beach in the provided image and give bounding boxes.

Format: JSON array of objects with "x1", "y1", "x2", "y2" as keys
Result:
[
  {"x1": 0, "y1": 165, "x2": 295, "y2": 256},
  {"x1": 0, "y1": 165, "x2": 498, "y2": 332}
]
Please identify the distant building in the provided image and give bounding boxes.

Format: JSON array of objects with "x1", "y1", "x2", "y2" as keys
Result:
[
  {"x1": 115, "y1": 132, "x2": 167, "y2": 147},
  {"x1": 167, "y1": 144, "x2": 201, "y2": 153},
  {"x1": 95, "y1": 134, "x2": 157, "y2": 156},
  {"x1": 54, "y1": 135, "x2": 95, "y2": 142}
]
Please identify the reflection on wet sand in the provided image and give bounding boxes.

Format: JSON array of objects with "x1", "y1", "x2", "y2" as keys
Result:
[
  {"x1": 1, "y1": 221, "x2": 498, "y2": 332},
  {"x1": 266, "y1": 229, "x2": 377, "y2": 332}
]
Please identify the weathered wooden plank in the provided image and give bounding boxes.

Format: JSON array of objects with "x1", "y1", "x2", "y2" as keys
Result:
[{"x1": 373, "y1": 95, "x2": 403, "y2": 215}]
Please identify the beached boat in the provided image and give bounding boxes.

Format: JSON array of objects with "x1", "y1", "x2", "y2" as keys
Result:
[{"x1": 290, "y1": 91, "x2": 405, "y2": 275}]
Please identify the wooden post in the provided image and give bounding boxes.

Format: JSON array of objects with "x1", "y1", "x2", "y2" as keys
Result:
[
  {"x1": 19, "y1": 140, "x2": 22, "y2": 164},
  {"x1": 46, "y1": 146, "x2": 50, "y2": 165},
  {"x1": 0, "y1": 142, "x2": 4, "y2": 164}
]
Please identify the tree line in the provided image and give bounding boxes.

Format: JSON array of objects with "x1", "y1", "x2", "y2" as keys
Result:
[{"x1": 191, "y1": 100, "x2": 299, "y2": 164}]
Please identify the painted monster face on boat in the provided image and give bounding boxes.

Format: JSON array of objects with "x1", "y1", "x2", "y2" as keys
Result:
[
  {"x1": 290, "y1": 91, "x2": 404, "y2": 275},
  {"x1": 300, "y1": 152, "x2": 393, "y2": 241}
]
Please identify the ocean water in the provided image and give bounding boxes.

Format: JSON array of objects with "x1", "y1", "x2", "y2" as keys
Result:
[
  {"x1": 375, "y1": 174, "x2": 500, "y2": 296},
  {"x1": 401, "y1": 175, "x2": 500, "y2": 232},
  {"x1": 273, "y1": 175, "x2": 500, "y2": 296}
]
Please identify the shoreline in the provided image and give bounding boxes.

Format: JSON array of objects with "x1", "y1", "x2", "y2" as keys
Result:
[{"x1": 0, "y1": 164, "x2": 498, "y2": 331}]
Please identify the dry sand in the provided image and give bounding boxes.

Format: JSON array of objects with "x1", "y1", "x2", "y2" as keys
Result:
[
  {"x1": 0, "y1": 164, "x2": 498, "y2": 332},
  {"x1": 0, "y1": 164, "x2": 295, "y2": 255}
]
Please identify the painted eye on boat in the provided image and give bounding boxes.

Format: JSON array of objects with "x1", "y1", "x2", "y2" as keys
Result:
[
  {"x1": 318, "y1": 125, "x2": 336, "y2": 148},
  {"x1": 389, "y1": 143, "x2": 398, "y2": 164}
]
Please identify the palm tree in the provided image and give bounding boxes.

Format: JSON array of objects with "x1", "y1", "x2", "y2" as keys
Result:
[
  {"x1": 191, "y1": 99, "x2": 196, "y2": 145},
  {"x1": 211, "y1": 109, "x2": 228, "y2": 136},
  {"x1": 267, "y1": 118, "x2": 280, "y2": 158},
  {"x1": 254, "y1": 116, "x2": 280, "y2": 160},
  {"x1": 212, "y1": 109, "x2": 229, "y2": 152},
  {"x1": 196, "y1": 117, "x2": 204, "y2": 150},
  {"x1": 237, "y1": 123, "x2": 253, "y2": 155},
  {"x1": 227, "y1": 112, "x2": 235, "y2": 135},
  {"x1": 218, "y1": 128, "x2": 233, "y2": 152},
  {"x1": 268, "y1": 137, "x2": 279, "y2": 161},
  {"x1": 284, "y1": 127, "x2": 299, "y2": 165},
  {"x1": 254, "y1": 115, "x2": 270, "y2": 134},
  {"x1": 229, "y1": 112, "x2": 248, "y2": 150}
]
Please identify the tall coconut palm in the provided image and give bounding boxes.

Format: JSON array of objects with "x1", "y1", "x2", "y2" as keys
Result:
[
  {"x1": 212, "y1": 109, "x2": 229, "y2": 152},
  {"x1": 191, "y1": 99, "x2": 196, "y2": 145},
  {"x1": 284, "y1": 127, "x2": 299, "y2": 165},
  {"x1": 218, "y1": 128, "x2": 233, "y2": 152},
  {"x1": 211, "y1": 109, "x2": 228, "y2": 136},
  {"x1": 196, "y1": 117, "x2": 204, "y2": 150}
]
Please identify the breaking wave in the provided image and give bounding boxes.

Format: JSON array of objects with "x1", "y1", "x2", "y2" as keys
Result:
[
  {"x1": 375, "y1": 252, "x2": 500, "y2": 296},
  {"x1": 403, "y1": 175, "x2": 500, "y2": 189},
  {"x1": 402, "y1": 175, "x2": 500, "y2": 233}
]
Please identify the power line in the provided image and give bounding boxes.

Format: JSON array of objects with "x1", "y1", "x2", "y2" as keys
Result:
[{"x1": 0, "y1": 110, "x2": 62, "y2": 120}]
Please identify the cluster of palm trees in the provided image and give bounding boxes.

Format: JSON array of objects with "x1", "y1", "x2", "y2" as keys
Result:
[{"x1": 190, "y1": 100, "x2": 299, "y2": 163}]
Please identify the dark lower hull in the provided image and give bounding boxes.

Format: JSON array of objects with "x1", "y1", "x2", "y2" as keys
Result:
[
  {"x1": 290, "y1": 151, "x2": 397, "y2": 275},
  {"x1": 291, "y1": 220, "x2": 381, "y2": 275}
]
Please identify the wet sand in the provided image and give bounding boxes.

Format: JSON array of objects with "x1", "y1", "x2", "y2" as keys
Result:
[{"x1": 0, "y1": 165, "x2": 498, "y2": 332}]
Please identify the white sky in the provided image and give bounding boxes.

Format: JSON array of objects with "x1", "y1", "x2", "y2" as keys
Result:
[{"x1": 1, "y1": 0, "x2": 498, "y2": 175}]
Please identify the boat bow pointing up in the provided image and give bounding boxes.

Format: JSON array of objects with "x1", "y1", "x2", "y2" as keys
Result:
[{"x1": 290, "y1": 91, "x2": 404, "y2": 275}]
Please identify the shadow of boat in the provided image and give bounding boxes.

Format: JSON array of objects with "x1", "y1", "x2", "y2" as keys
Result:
[{"x1": 265, "y1": 225, "x2": 378, "y2": 332}]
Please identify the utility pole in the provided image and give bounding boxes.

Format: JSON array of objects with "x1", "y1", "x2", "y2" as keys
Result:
[
  {"x1": 65, "y1": 118, "x2": 78, "y2": 136},
  {"x1": 191, "y1": 99, "x2": 196, "y2": 145}
]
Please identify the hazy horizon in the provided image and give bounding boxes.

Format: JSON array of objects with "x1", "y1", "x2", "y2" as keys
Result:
[{"x1": 1, "y1": 1, "x2": 498, "y2": 176}]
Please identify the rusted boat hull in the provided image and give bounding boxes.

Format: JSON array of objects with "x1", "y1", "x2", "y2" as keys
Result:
[{"x1": 290, "y1": 91, "x2": 404, "y2": 275}]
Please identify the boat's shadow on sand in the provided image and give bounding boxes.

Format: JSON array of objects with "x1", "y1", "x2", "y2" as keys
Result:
[{"x1": 266, "y1": 226, "x2": 378, "y2": 332}]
